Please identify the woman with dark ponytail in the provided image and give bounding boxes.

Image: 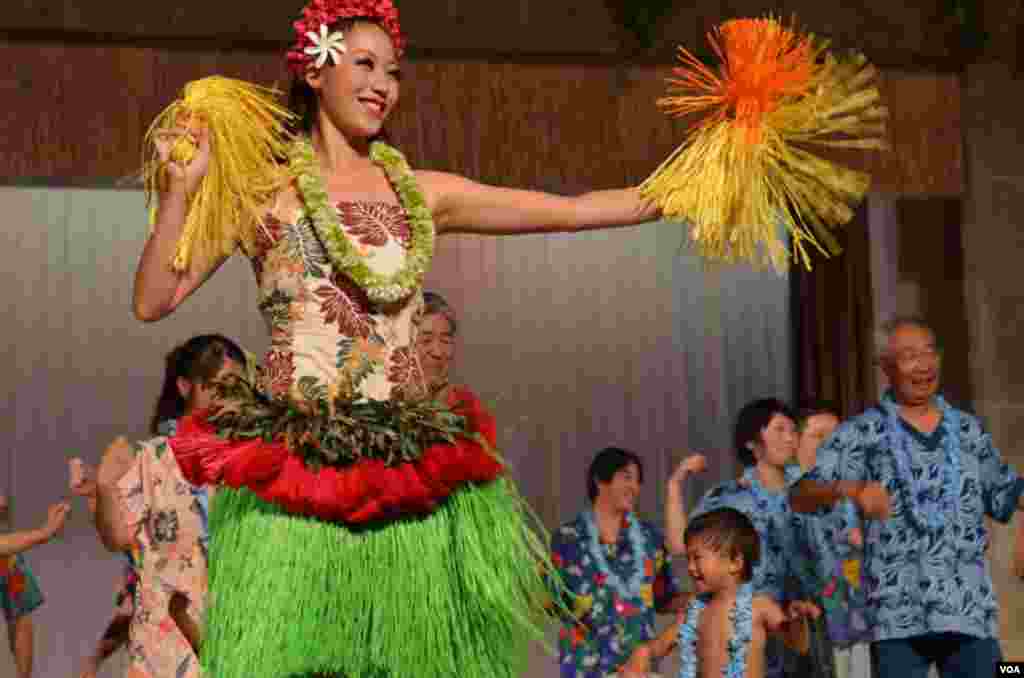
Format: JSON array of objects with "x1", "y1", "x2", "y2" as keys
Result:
[
  {"x1": 149, "y1": 334, "x2": 247, "y2": 435},
  {"x1": 76, "y1": 334, "x2": 245, "y2": 678}
]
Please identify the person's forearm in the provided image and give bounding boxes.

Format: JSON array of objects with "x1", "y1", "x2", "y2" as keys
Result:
[
  {"x1": 133, "y1": 192, "x2": 188, "y2": 322},
  {"x1": 0, "y1": 529, "x2": 49, "y2": 557},
  {"x1": 665, "y1": 480, "x2": 688, "y2": 555},
  {"x1": 789, "y1": 479, "x2": 862, "y2": 514}
]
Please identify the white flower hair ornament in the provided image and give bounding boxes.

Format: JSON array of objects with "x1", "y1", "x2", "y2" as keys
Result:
[{"x1": 304, "y1": 24, "x2": 347, "y2": 69}]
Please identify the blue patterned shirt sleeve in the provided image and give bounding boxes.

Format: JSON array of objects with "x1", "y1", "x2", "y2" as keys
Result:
[{"x1": 966, "y1": 416, "x2": 1024, "y2": 523}]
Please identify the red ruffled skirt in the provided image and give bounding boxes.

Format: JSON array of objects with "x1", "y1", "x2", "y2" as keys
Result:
[{"x1": 169, "y1": 387, "x2": 503, "y2": 524}]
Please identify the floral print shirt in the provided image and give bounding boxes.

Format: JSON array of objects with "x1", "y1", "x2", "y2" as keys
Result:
[
  {"x1": 801, "y1": 499, "x2": 871, "y2": 647},
  {"x1": 550, "y1": 512, "x2": 680, "y2": 678},
  {"x1": 0, "y1": 553, "x2": 43, "y2": 622},
  {"x1": 118, "y1": 422, "x2": 209, "y2": 678},
  {"x1": 800, "y1": 402, "x2": 1024, "y2": 642}
]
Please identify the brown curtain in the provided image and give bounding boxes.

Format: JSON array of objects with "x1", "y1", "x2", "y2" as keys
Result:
[{"x1": 791, "y1": 204, "x2": 878, "y2": 419}]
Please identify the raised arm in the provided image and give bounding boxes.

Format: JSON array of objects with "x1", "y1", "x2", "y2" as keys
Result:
[
  {"x1": 133, "y1": 126, "x2": 233, "y2": 322},
  {"x1": 417, "y1": 170, "x2": 661, "y2": 236},
  {"x1": 665, "y1": 454, "x2": 707, "y2": 555}
]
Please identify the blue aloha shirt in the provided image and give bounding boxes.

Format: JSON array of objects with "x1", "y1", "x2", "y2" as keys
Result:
[
  {"x1": 692, "y1": 466, "x2": 813, "y2": 603},
  {"x1": 798, "y1": 398, "x2": 1024, "y2": 642},
  {"x1": 550, "y1": 513, "x2": 680, "y2": 678}
]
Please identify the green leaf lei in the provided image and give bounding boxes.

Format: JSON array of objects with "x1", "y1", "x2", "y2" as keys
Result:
[
  {"x1": 210, "y1": 377, "x2": 471, "y2": 470},
  {"x1": 288, "y1": 136, "x2": 436, "y2": 304}
]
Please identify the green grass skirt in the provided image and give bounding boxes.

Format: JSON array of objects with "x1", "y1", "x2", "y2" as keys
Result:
[{"x1": 203, "y1": 479, "x2": 555, "y2": 678}]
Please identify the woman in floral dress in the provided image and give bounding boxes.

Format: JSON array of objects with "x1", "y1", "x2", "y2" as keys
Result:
[
  {"x1": 132, "y1": 1, "x2": 662, "y2": 676},
  {"x1": 92, "y1": 334, "x2": 246, "y2": 678}
]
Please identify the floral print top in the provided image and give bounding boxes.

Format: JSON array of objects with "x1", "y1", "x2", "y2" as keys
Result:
[
  {"x1": 801, "y1": 499, "x2": 871, "y2": 647},
  {"x1": 117, "y1": 423, "x2": 209, "y2": 678},
  {"x1": 800, "y1": 402, "x2": 1024, "y2": 642},
  {"x1": 0, "y1": 553, "x2": 43, "y2": 622},
  {"x1": 550, "y1": 512, "x2": 680, "y2": 677},
  {"x1": 248, "y1": 196, "x2": 428, "y2": 406}
]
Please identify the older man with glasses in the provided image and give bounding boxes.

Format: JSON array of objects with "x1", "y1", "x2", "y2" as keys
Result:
[{"x1": 789, "y1": 316, "x2": 1024, "y2": 678}]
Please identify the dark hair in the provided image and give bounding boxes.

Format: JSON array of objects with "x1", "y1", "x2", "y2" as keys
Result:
[
  {"x1": 796, "y1": 400, "x2": 839, "y2": 431},
  {"x1": 587, "y1": 447, "x2": 643, "y2": 502},
  {"x1": 287, "y1": 17, "x2": 394, "y2": 137},
  {"x1": 421, "y1": 291, "x2": 458, "y2": 336},
  {"x1": 733, "y1": 398, "x2": 795, "y2": 467},
  {"x1": 150, "y1": 334, "x2": 246, "y2": 434},
  {"x1": 684, "y1": 507, "x2": 760, "y2": 582}
]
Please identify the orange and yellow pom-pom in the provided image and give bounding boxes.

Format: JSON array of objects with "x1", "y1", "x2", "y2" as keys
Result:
[{"x1": 642, "y1": 17, "x2": 888, "y2": 270}]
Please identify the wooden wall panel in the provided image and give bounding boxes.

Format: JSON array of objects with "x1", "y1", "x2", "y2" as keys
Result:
[
  {"x1": 1, "y1": 0, "x2": 964, "y2": 67},
  {"x1": 0, "y1": 43, "x2": 961, "y2": 197}
]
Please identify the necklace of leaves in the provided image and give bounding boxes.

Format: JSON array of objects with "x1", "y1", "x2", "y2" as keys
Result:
[{"x1": 289, "y1": 136, "x2": 435, "y2": 304}]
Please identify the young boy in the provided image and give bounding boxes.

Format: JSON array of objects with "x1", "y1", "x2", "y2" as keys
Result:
[{"x1": 618, "y1": 508, "x2": 819, "y2": 678}]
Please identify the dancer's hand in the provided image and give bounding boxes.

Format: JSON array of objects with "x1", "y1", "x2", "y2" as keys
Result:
[
  {"x1": 40, "y1": 502, "x2": 71, "y2": 539},
  {"x1": 152, "y1": 122, "x2": 211, "y2": 197},
  {"x1": 850, "y1": 482, "x2": 890, "y2": 520},
  {"x1": 97, "y1": 437, "x2": 136, "y2": 489},
  {"x1": 670, "y1": 454, "x2": 707, "y2": 484}
]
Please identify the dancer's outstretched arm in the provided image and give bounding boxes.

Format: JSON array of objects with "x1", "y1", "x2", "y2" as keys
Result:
[{"x1": 417, "y1": 171, "x2": 660, "y2": 236}]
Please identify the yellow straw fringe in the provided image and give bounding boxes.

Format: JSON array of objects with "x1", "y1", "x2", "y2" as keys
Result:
[
  {"x1": 642, "y1": 19, "x2": 889, "y2": 270},
  {"x1": 142, "y1": 77, "x2": 296, "y2": 272}
]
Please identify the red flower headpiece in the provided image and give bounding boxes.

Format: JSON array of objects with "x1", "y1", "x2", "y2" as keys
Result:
[{"x1": 287, "y1": 0, "x2": 405, "y2": 77}]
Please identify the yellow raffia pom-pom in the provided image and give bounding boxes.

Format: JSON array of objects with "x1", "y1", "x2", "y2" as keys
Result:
[
  {"x1": 641, "y1": 17, "x2": 889, "y2": 270},
  {"x1": 142, "y1": 76, "x2": 297, "y2": 272}
]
